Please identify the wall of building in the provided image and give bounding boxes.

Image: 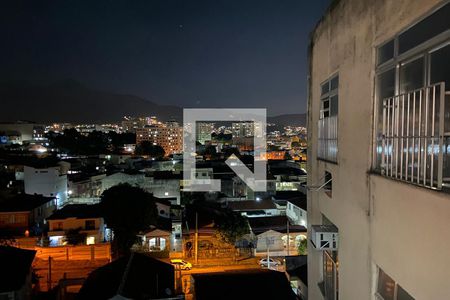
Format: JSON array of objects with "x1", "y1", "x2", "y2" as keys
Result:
[
  {"x1": 24, "y1": 166, "x2": 68, "y2": 206},
  {"x1": 286, "y1": 203, "x2": 307, "y2": 227},
  {"x1": 307, "y1": 0, "x2": 445, "y2": 299},
  {"x1": 48, "y1": 217, "x2": 105, "y2": 245}
]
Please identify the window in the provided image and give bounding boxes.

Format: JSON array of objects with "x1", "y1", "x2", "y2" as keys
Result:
[
  {"x1": 85, "y1": 220, "x2": 96, "y2": 230},
  {"x1": 318, "y1": 75, "x2": 339, "y2": 163},
  {"x1": 320, "y1": 75, "x2": 339, "y2": 119},
  {"x1": 377, "y1": 269, "x2": 395, "y2": 300},
  {"x1": 319, "y1": 215, "x2": 339, "y2": 300},
  {"x1": 374, "y1": 3, "x2": 450, "y2": 190},
  {"x1": 399, "y1": 57, "x2": 424, "y2": 93},
  {"x1": 376, "y1": 268, "x2": 415, "y2": 300},
  {"x1": 322, "y1": 251, "x2": 338, "y2": 300},
  {"x1": 378, "y1": 39, "x2": 395, "y2": 66},
  {"x1": 430, "y1": 43, "x2": 450, "y2": 87},
  {"x1": 398, "y1": 2, "x2": 450, "y2": 55},
  {"x1": 324, "y1": 171, "x2": 332, "y2": 191},
  {"x1": 55, "y1": 222, "x2": 63, "y2": 230}
]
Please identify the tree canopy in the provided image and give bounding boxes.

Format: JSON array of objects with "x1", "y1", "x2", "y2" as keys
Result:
[
  {"x1": 100, "y1": 183, "x2": 157, "y2": 257},
  {"x1": 135, "y1": 141, "x2": 165, "y2": 158},
  {"x1": 214, "y1": 209, "x2": 250, "y2": 246},
  {"x1": 46, "y1": 129, "x2": 136, "y2": 155}
]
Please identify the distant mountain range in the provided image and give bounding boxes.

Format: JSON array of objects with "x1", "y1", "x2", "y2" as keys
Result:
[{"x1": 0, "y1": 80, "x2": 306, "y2": 127}]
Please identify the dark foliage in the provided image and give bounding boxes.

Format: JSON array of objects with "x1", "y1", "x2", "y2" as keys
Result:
[{"x1": 100, "y1": 183, "x2": 157, "y2": 257}]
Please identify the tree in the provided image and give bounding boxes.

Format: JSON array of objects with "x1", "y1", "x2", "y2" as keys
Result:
[
  {"x1": 297, "y1": 238, "x2": 307, "y2": 255},
  {"x1": 215, "y1": 210, "x2": 250, "y2": 246},
  {"x1": 100, "y1": 183, "x2": 157, "y2": 257},
  {"x1": 284, "y1": 151, "x2": 293, "y2": 160},
  {"x1": 64, "y1": 228, "x2": 87, "y2": 245},
  {"x1": 135, "y1": 141, "x2": 165, "y2": 158}
]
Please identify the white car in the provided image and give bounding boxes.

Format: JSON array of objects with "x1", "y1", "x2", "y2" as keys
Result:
[
  {"x1": 259, "y1": 258, "x2": 281, "y2": 268},
  {"x1": 170, "y1": 259, "x2": 192, "y2": 270}
]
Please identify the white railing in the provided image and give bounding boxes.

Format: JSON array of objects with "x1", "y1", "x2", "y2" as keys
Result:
[
  {"x1": 380, "y1": 82, "x2": 447, "y2": 189},
  {"x1": 318, "y1": 116, "x2": 338, "y2": 162}
]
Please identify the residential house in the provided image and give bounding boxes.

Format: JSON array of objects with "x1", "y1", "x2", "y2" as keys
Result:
[
  {"x1": 248, "y1": 216, "x2": 306, "y2": 257},
  {"x1": 273, "y1": 191, "x2": 308, "y2": 227},
  {"x1": 100, "y1": 171, "x2": 145, "y2": 192},
  {"x1": 78, "y1": 252, "x2": 176, "y2": 299},
  {"x1": 227, "y1": 199, "x2": 280, "y2": 218},
  {"x1": 68, "y1": 173, "x2": 106, "y2": 198},
  {"x1": 0, "y1": 194, "x2": 56, "y2": 236},
  {"x1": 47, "y1": 204, "x2": 105, "y2": 246},
  {"x1": 142, "y1": 171, "x2": 182, "y2": 204}
]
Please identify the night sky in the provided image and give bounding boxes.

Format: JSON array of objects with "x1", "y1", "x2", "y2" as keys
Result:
[{"x1": 0, "y1": 0, "x2": 329, "y2": 116}]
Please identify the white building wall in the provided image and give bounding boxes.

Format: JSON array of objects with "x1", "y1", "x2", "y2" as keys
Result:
[
  {"x1": 24, "y1": 166, "x2": 68, "y2": 207},
  {"x1": 307, "y1": 1, "x2": 447, "y2": 300}
]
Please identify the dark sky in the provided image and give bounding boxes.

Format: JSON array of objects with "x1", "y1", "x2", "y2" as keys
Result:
[{"x1": 0, "y1": 0, "x2": 329, "y2": 116}]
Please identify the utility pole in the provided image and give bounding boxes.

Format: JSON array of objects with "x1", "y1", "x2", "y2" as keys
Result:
[
  {"x1": 287, "y1": 220, "x2": 290, "y2": 256},
  {"x1": 48, "y1": 256, "x2": 52, "y2": 290},
  {"x1": 195, "y1": 212, "x2": 198, "y2": 264}
]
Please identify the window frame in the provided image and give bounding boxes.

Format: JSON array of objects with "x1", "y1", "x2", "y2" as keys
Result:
[
  {"x1": 375, "y1": 267, "x2": 415, "y2": 300},
  {"x1": 373, "y1": 2, "x2": 450, "y2": 172},
  {"x1": 320, "y1": 74, "x2": 339, "y2": 120}
]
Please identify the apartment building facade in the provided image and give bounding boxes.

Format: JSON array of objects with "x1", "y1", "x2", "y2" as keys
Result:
[
  {"x1": 307, "y1": 1, "x2": 450, "y2": 299},
  {"x1": 135, "y1": 122, "x2": 183, "y2": 155}
]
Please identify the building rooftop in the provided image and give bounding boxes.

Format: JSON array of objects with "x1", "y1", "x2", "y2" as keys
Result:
[
  {"x1": 286, "y1": 197, "x2": 307, "y2": 211},
  {"x1": 192, "y1": 269, "x2": 297, "y2": 300},
  {"x1": 0, "y1": 193, "x2": 55, "y2": 212},
  {"x1": 47, "y1": 204, "x2": 102, "y2": 220},
  {"x1": 248, "y1": 216, "x2": 307, "y2": 235},
  {"x1": 227, "y1": 199, "x2": 277, "y2": 211},
  {"x1": 0, "y1": 246, "x2": 36, "y2": 293},
  {"x1": 78, "y1": 252, "x2": 174, "y2": 299}
]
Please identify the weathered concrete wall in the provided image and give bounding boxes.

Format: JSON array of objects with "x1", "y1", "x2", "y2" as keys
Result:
[{"x1": 307, "y1": 0, "x2": 445, "y2": 299}]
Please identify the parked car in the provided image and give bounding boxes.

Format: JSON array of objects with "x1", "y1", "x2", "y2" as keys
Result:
[
  {"x1": 259, "y1": 257, "x2": 281, "y2": 267},
  {"x1": 170, "y1": 259, "x2": 192, "y2": 270}
]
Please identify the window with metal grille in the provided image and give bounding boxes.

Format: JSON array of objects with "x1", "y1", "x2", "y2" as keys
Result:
[
  {"x1": 375, "y1": 2, "x2": 450, "y2": 190},
  {"x1": 318, "y1": 74, "x2": 339, "y2": 163}
]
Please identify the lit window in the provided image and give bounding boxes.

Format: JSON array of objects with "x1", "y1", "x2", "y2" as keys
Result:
[{"x1": 376, "y1": 268, "x2": 415, "y2": 300}]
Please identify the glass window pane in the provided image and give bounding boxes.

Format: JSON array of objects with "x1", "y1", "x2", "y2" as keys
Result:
[
  {"x1": 377, "y1": 269, "x2": 395, "y2": 300},
  {"x1": 321, "y1": 82, "x2": 330, "y2": 95},
  {"x1": 399, "y1": 2, "x2": 450, "y2": 54},
  {"x1": 330, "y1": 95, "x2": 338, "y2": 117},
  {"x1": 430, "y1": 43, "x2": 450, "y2": 88},
  {"x1": 330, "y1": 76, "x2": 339, "y2": 91},
  {"x1": 397, "y1": 285, "x2": 415, "y2": 300},
  {"x1": 399, "y1": 57, "x2": 424, "y2": 93},
  {"x1": 378, "y1": 40, "x2": 394, "y2": 65},
  {"x1": 377, "y1": 68, "x2": 395, "y2": 100}
]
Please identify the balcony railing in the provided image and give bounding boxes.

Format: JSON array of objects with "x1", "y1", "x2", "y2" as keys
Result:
[
  {"x1": 380, "y1": 82, "x2": 450, "y2": 189},
  {"x1": 318, "y1": 115, "x2": 338, "y2": 163}
]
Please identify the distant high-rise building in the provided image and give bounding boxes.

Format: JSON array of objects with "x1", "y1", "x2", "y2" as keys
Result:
[
  {"x1": 196, "y1": 122, "x2": 213, "y2": 145},
  {"x1": 121, "y1": 116, "x2": 147, "y2": 132},
  {"x1": 136, "y1": 121, "x2": 183, "y2": 155},
  {"x1": 232, "y1": 122, "x2": 254, "y2": 138}
]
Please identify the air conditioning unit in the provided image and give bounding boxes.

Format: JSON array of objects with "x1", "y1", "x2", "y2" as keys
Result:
[{"x1": 310, "y1": 225, "x2": 338, "y2": 250}]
